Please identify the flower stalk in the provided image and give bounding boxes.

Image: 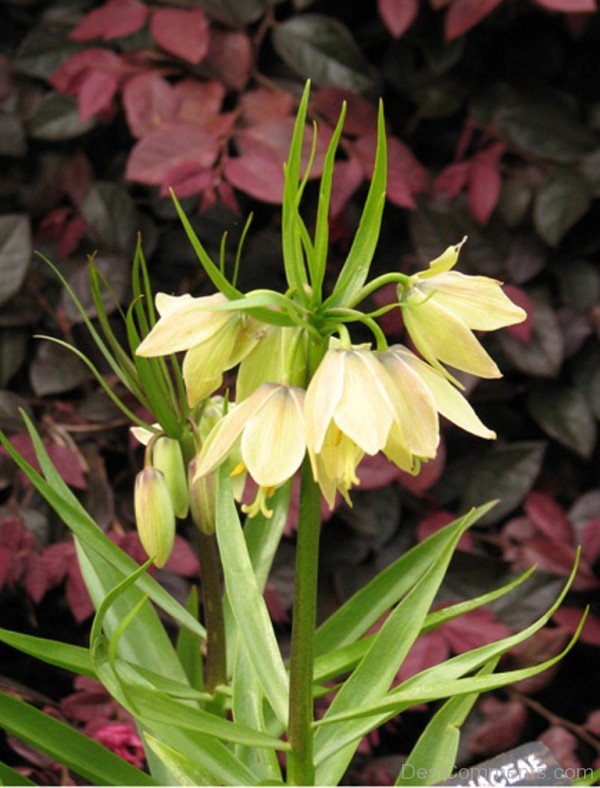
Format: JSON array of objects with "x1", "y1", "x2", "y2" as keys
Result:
[{"x1": 286, "y1": 457, "x2": 322, "y2": 786}]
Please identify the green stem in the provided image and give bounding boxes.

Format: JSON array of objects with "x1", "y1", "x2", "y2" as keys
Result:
[
  {"x1": 287, "y1": 458, "x2": 322, "y2": 785},
  {"x1": 195, "y1": 528, "x2": 227, "y2": 696},
  {"x1": 348, "y1": 271, "x2": 410, "y2": 308}
]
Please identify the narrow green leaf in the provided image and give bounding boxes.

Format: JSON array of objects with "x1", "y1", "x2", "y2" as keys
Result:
[
  {"x1": 0, "y1": 691, "x2": 157, "y2": 786},
  {"x1": 0, "y1": 760, "x2": 36, "y2": 786},
  {"x1": 215, "y1": 467, "x2": 289, "y2": 726},
  {"x1": 312, "y1": 102, "x2": 347, "y2": 300},
  {"x1": 232, "y1": 640, "x2": 282, "y2": 782},
  {"x1": 314, "y1": 502, "x2": 496, "y2": 656},
  {"x1": 572, "y1": 768, "x2": 600, "y2": 786},
  {"x1": 316, "y1": 614, "x2": 586, "y2": 728},
  {"x1": 0, "y1": 627, "x2": 95, "y2": 678},
  {"x1": 313, "y1": 565, "x2": 536, "y2": 684},
  {"x1": 395, "y1": 659, "x2": 499, "y2": 786},
  {"x1": 0, "y1": 413, "x2": 205, "y2": 640},
  {"x1": 127, "y1": 685, "x2": 290, "y2": 751},
  {"x1": 170, "y1": 191, "x2": 242, "y2": 300},
  {"x1": 143, "y1": 735, "x2": 213, "y2": 787},
  {"x1": 35, "y1": 336, "x2": 153, "y2": 430},
  {"x1": 325, "y1": 101, "x2": 387, "y2": 309},
  {"x1": 282, "y1": 81, "x2": 311, "y2": 300},
  {"x1": 176, "y1": 586, "x2": 204, "y2": 691},
  {"x1": 115, "y1": 658, "x2": 209, "y2": 701},
  {"x1": 314, "y1": 508, "x2": 472, "y2": 784}
]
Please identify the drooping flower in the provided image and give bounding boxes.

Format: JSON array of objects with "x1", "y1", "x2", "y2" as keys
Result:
[
  {"x1": 379, "y1": 345, "x2": 496, "y2": 440},
  {"x1": 304, "y1": 339, "x2": 439, "y2": 507},
  {"x1": 399, "y1": 241, "x2": 527, "y2": 380},
  {"x1": 136, "y1": 292, "x2": 260, "y2": 406},
  {"x1": 236, "y1": 325, "x2": 308, "y2": 401},
  {"x1": 193, "y1": 383, "x2": 306, "y2": 517}
]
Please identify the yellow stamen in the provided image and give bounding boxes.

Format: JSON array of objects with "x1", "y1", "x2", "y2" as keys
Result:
[
  {"x1": 241, "y1": 486, "x2": 274, "y2": 519},
  {"x1": 230, "y1": 461, "x2": 247, "y2": 478}
]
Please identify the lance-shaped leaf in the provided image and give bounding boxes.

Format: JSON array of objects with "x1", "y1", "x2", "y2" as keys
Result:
[
  {"x1": 324, "y1": 101, "x2": 387, "y2": 309},
  {"x1": 215, "y1": 466, "x2": 289, "y2": 726},
  {"x1": 0, "y1": 691, "x2": 158, "y2": 786},
  {"x1": 0, "y1": 627, "x2": 95, "y2": 678}
]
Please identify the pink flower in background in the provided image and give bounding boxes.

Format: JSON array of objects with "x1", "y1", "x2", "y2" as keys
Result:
[{"x1": 94, "y1": 724, "x2": 145, "y2": 768}]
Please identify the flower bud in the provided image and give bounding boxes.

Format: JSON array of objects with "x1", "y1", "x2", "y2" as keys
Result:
[
  {"x1": 134, "y1": 468, "x2": 176, "y2": 568},
  {"x1": 188, "y1": 457, "x2": 216, "y2": 535},
  {"x1": 151, "y1": 437, "x2": 189, "y2": 519}
]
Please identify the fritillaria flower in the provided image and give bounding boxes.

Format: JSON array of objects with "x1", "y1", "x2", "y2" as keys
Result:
[
  {"x1": 304, "y1": 339, "x2": 439, "y2": 507},
  {"x1": 136, "y1": 292, "x2": 259, "y2": 406},
  {"x1": 379, "y1": 345, "x2": 496, "y2": 440},
  {"x1": 193, "y1": 383, "x2": 306, "y2": 517},
  {"x1": 400, "y1": 241, "x2": 527, "y2": 380}
]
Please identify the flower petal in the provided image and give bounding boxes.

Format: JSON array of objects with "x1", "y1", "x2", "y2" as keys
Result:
[
  {"x1": 397, "y1": 347, "x2": 496, "y2": 439},
  {"x1": 305, "y1": 348, "x2": 346, "y2": 452},
  {"x1": 182, "y1": 324, "x2": 237, "y2": 406},
  {"x1": 194, "y1": 385, "x2": 279, "y2": 479},
  {"x1": 379, "y1": 350, "x2": 439, "y2": 457},
  {"x1": 402, "y1": 294, "x2": 501, "y2": 379},
  {"x1": 421, "y1": 272, "x2": 527, "y2": 330},
  {"x1": 333, "y1": 350, "x2": 394, "y2": 455},
  {"x1": 137, "y1": 293, "x2": 230, "y2": 356},
  {"x1": 241, "y1": 386, "x2": 306, "y2": 487},
  {"x1": 155, "y1": 292, "x2": 194, "y2": 316}
]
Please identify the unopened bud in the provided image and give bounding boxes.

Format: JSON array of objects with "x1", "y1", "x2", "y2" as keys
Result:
[
  {"x1": 188, "y1": 458, "x2": 216, "y2": 535},
  {"x1": 152, "y1": 437, "x2": 189, "y2": 519},
  {"x1": 134, "y1": 468, "x2": 175, "y2": 568}
]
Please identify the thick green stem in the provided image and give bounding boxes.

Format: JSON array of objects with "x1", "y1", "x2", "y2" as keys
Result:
[
  {"x1": 286, "y1": 458, "x2": 322, "y2": 785},
  {"x1": 195, "y1": 528, "x2": 227, "y2": 695}
]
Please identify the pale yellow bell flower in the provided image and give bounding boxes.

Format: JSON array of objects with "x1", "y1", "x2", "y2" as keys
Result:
[
  {"x1": 305, "y1": 339, "x2": 429, "y2": 508},
  {"x1": 236, "y1": 325, "x2": 307, "y2": 401},
  {"x1": 401, "y1": 241, "x2": 527, "y2": 380},
  {"x1": 136, "y1": 292, "x2": 260, "y2": 406},
  {"x1": 379, "y1": 345, "x2": 496, "y2": 441},
  {"x1": 193, "y1": 383, "x2": 306, "y2": 517}
]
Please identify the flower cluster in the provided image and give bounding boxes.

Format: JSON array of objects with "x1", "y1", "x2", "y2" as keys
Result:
[{"x1": 135, "y1": 241, "x2": 525, "y2": 523}]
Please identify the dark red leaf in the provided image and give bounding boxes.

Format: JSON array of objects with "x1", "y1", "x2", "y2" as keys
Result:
[
  {"x1": 378, "y1": 0, "x2": 419, "y2": 38},
  {"x1": 468, "y1": 697, "x2": 527, "y2": 756},
  {"x1": 236, "y1": 118, "x2": 328, "y2": 179},
  {"x1": 50, "y1": 49, "x2": 125, "y2": 94},
  {"x1": 126, "y1": 123, "x2": 220, "y2": 186},
  {"x1": 396, "y1": 630, "x2": 449, "y2": 683},
  {"x1": 397, "y1": 439, "x2": 446, "y2": 495},
  {"x1": 524, "y1": 490, "x2": 573, "y2": 545},
  {"x1": 204, "y1": 30, "x2": 253, "y2": 91},
  {"x1": 468, "y1": 160, "x2": 501, "y2": 224},
  {"x1": 217, "y1": 180, "x2": 239, "y2": 214},
  {"x1": 509, "y1": 626, "x2": 568, "y2": 693},
  {"x1": 23, "y1": 552, "x2": 51, "y2": 603},
  {"x1": 60, "y1": 152, "x2": 94, "y2": 206},
  {"x1": 504, "y1": 536, "x2": 597, "y2": 591},
  {"x1": 330, "y1": 157, "x2": 365, "y2": 216},
  {"x1": 357, "y1": 452, "x2": 402, "y2": 490},
  {"x1": 313, "y1": 86, "x2": 378, "y2": 137},
  {"x1": 160, "y1": 161, "x2": 213, "y2": 199},
  {"x1": 354, "y1": 133, "x2": 429, "y2": 209},
  {"x1": 433, "y1": 162, "x2": 470, "y2": 198},
  {"x1": 93, "y1": 724, "x2": 145, "y2": 769},
  {"x1": 164, "y1": 535, "x2": 199, "y2": 576},
  {"x1": 70, "y1": 0, "x2": 149, "y2": 41},
  {"x1": 553, "y1": 606, "x2": 600, "y2": 646},
  {"x1": 586, "y1": 710, "x2": 600, "y2": 736},
  {"x1": 0, "y1": 545, "x2": 12, "y2": 589},
  {"x1": 441, "y1": 607, "x2": 510, "y2": 653},
  {"x1": 223, "y1": 149, "x2": 285, "y2": 203},
  {"x1": 123, "y1": 72, "x2": 179, "y2": 138},
  {"x1": 66, "y1": 560, "x2": 94, "y2": 622},
  {"x1": 175, "y1": 80, "x2": 225, "y2": 123},
  {"x1": 533, "y1": 0, "x2": 596, "y2": 11},
  {"x1": 416, "y1": 508, "x2": 475, "y2": 551},
  {"x1": 60, "y1": 683, "x2": 114, "y2": 723},
  {"x1": 150, "y1": 9, "x2": 210, "y2": 65},
  {"x1": 78, "y1": 70, "x2": 120, "y2": 120},
  {"x1": 41, "y1": 541, "x2": 73, "y2": 585},
  {"x1": 58, "y1": 216, "x2": 86, "y2": 258},
  {"x1": 264, "y1": 585, "x2": 289, "y2": 624},
  {"x1": 582, "y1": 518, "x2": 600, "y2": 563},
  {"x1": 46, "y1": 444, "x2": 87, "y2": 489},
  {"x1": 540, "y1": 727, "x2": 581, "y2": 771},
  {"x1": 445, "y1": 0, "x2": 505, "y2": 40},
  {"x1": 502, "y1": 285, "x2": 534, "y2": 343},
  {"x1": 240, "y1": 89, "x2": 295, "y2": 127}
]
